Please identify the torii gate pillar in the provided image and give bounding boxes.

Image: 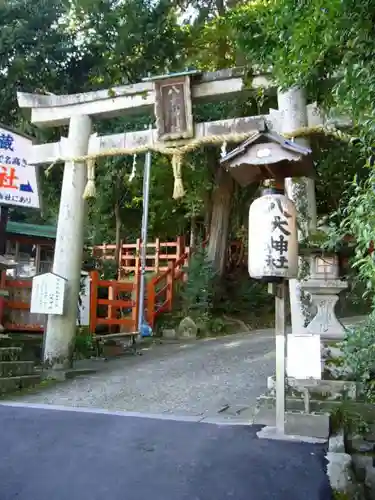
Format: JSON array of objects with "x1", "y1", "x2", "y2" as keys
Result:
[
  {"x1": 277, "y1": 87, "x2": 318, "y2": 333},
  {"x1": 44, "y1": 115, "x2": 92, "y2": 368}
]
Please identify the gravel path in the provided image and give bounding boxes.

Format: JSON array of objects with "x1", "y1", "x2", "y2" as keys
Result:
[{"x1": 10, "y1": 330, "x2": 275, "y2": 417}]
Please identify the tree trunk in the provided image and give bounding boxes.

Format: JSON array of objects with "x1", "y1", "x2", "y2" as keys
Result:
[
  {"x1": 114, "y1": 202, "x2": 122, "y2": 271},
  {"x1": 207, "y1": 167, "x2": 234, "y2": 276}
]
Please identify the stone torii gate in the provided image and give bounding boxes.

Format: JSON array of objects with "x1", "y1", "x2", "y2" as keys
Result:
[{"x1": 17, "y1": 68, "x2": 342, "y2": 368}]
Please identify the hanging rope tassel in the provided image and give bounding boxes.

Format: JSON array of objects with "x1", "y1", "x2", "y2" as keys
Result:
[
  {"x1": 83, "y1": 159, "x2": 96, "y2": 199},
  {"x1": 172, "y1": 153, "x2": 185, "y2": 199},
  {"x1": 129, "y1": 153, "x2": 137, "y2": 183}
]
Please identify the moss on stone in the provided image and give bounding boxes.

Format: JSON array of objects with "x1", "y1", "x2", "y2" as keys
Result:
[
  {"x1": 0, "y1": 377, "x2": 61, "y2": 400},
  {"x1": 332, "y1": 490, "x2": 351, "y2": 500}
]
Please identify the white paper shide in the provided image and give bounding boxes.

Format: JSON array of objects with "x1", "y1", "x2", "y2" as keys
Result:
[
  {"x1": 31, "y1": 272, "x2": 66, "y2": 316},
  {"x1": 248, "y1": 193, "x2": 298, "y2": 280}
]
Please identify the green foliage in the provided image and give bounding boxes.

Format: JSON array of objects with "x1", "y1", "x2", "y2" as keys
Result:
[
  {"x1": 325, "y1": 168, "x2": 375, "y2": 306},
  {"x1": 214, "y1": 0, "x2": 375, "y2": 313},
  {"x1": 206, "y1": 316, "x2": 227, "y2": 335},
  {"x1": 342, "y1": 315, "x2": 375, "y2": 403},
  {"x1": 74, "y1": 330, "x2": 94, "y2": 360},
  {"x1": 180, "y1": 244, "x2": 217, "y2": 318},
  {"x1": 214, "y1": 270, "x2": 273, "y2": 316},
  {"x1": 331, "y1": 402, "x2": 369, "y2": 435},
  {"x1": 97, "y1": 259, "x2": 119, "y2": 280},
  {"x1": 230, "y1": 0, "x2": 375, "y2": 133}
]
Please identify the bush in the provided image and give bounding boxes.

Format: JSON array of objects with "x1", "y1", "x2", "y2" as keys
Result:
[
  {"x1": 179, "y1": 244, "x2": 217, "y2": 318},
  {"x1": 213, "y1": 267, "x2": 274, "y2": 317},
  {"x1": 74, "y1": 329, "x2": 94, "y2": 359},
  {"x1": 341, "y1": 314, "x2": 375, "y2": 402}
]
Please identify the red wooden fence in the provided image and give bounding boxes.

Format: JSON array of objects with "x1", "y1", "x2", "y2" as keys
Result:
[
  {"x1": 89, "y1": 271, "x2": 139, "y2": 334},
  {"x1": 0, "y1": 272, "x2": 43, "y2": 332},
  {"x1": 0, "y1": 236, "x2": 246, "y2": 334},
  {"x1": 93, "y1": 236, "x2": 186, "y2": 278},
  {"x1": 146, "y1": 246, "x2": 192, "y2": 328}
]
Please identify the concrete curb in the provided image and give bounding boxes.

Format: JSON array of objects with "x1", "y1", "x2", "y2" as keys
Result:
[{"x1": 0, "y1": 401, "x2": 255, "y2": 426}]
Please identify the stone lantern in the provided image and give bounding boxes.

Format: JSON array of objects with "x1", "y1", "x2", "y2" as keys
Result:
[{"x1": 299, "y1": 239, "x2": 348, "y2": 341}]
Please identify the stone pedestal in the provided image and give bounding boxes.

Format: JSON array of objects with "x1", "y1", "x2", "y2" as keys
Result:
[
  {"x1": 300, "y1": 253, "x2": 349, "y2": 378},
  {"x1": 301, "y1": 253, "x2": 348, "y2": 341},
  {"x1": 301, "y1": 278, "x2": 347, "y2": 340}
]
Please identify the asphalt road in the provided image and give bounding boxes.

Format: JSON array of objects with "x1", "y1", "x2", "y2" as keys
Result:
[
  {"x1": 14, "y1": 330, "x2": 276, "y2": 418},
  {"x1": 0, "y1": 404, "x2": 331, "y2": 500}
]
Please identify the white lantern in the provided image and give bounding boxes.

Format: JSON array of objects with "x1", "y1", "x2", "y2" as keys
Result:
[{"x1": 248, "y1": 191, "x2": 298, "y2": 281}]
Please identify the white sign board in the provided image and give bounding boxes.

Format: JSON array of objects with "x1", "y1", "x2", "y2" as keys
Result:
[
  {"x1": 77, "y1": 273, "x2": 90, "y2": 326},
  {"x1": 0, "y1": 126, "x2": 41, "y2": 208},
  {"x1": 30, "y1": 272, "x2": 66, "y2": 315},
  {"x1": 287, "y1": 334, "x2": 322, "y2": 380}
]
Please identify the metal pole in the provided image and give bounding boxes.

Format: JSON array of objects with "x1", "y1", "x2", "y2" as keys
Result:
[
  {"x1": 275, "y1": 280, "x2": 287, "y2": 433},
  {"x1": 137, "y1": 130, "x2": 152, "y2": 332}
]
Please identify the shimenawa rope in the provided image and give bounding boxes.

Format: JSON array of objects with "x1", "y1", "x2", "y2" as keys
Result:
[{"x1": 46, "y1": 125, "x2": 354, "y2": 201}]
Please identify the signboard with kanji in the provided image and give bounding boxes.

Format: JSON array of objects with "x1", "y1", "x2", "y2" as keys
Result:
[
  {"x1": 30, "y1": 272, "x2": 66, "y2": 316},
  {"x1": 248, "y1": 193, "x2": 298, "y2": 281},
  {"x1": 154, "y1": 75, "x2": 194, "y2": 141},
  {"x1": 0, "y1": 125, "x2": 41, "y2": 208}
]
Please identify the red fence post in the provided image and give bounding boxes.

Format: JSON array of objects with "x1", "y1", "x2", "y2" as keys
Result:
[
  {"x1": 132, "y1": 268, "x2": 140, "y2": 332},
  {"x1": 166, "y1": 261, "x2": 175, "y2": 312},
  {"x1": 146, "y1": 279, "x2": 155, "y2": 328}
]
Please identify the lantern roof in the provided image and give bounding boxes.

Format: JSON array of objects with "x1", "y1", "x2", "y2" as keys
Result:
[
  {"x1": 0, "y1": 255, "x2": 16, "y2": 270},
  {"x1": 220, "y1": 126, "x2": 313, "y2": 187}
]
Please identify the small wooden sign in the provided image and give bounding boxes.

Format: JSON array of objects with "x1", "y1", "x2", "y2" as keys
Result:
[
  {"x1": 154, "y1": 75, "x2": 194, "y2": 141},
  {"x1": 30, "y1": 272, "x2": 66, "y2": 316}
]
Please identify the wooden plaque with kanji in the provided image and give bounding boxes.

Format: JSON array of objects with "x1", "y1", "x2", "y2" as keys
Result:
[{"x1": 154, "y1": 75, "x2": 194, "y2": 141}]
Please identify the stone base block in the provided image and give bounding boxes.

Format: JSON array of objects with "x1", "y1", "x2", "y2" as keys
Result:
[
  {"x1": 0, "y1": 374, "x2": 40, "y2": 393},
  {"x1": 256, "y1": 426, "x2": 327, "y2": 444},
  {"x1": 42, "y1": 368, "x2": 97, "y2": 381},
  {"x1": 161, "y1": 329, "x2": 177, "y2": 340},
  {"x1": 253, "y1": 407, "x2": 330, "y2": 439},
  {"x1": 326, "y1": 452, "x2": 353, "y2": 493}
]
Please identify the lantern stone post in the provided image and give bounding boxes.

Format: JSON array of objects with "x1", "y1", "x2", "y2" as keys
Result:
[
  {"x1": 248, "y1": 184, "x2": 298, "y2": 435},
  {"x1": 44, "y1": 115, "x2": 92, "y2": 368},
  {"x1": 277, "y1": 87, "x2": 318, "y2": 334}
]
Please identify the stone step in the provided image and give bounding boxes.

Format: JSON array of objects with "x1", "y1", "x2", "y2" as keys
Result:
[
  {"x1": 267, "y1": 375, "x2": 357, "y2": 400},
  {"x1": 0, "y1": 374, "x2": 40, "y2": 394},
  {"x1": 0, "y1": 347, "x2": 22, "y2": 361},
  {"x1": 253, "y1": 407, "x2": 330, "y2": 439},
  {"x1": 0, "y1": 361, "x2": 35, "y2": 377},
  {"x1": 257, "y1": 394, "x2": 347, "y2": 413}
]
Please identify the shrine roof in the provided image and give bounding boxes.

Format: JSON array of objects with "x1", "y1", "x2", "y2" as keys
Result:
[
  {"x1": 6, "y1": 221, "x2": 56, "y2": 240},
  {"x1": 220, "y1": 127, "x2": 312, "y2": 165}
]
